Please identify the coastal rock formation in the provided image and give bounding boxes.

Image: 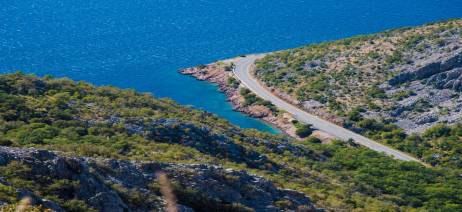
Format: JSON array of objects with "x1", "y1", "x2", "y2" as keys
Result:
[
  {"x1": 0, "y1": 146, "x2": 317, "y2": 211},
  {"x1": 180, "y1": 61, "x2": 302, "y2": 138}
]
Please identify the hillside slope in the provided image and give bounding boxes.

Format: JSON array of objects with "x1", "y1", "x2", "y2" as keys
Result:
[
  {"x1": 255, "y1": 19, "x2": 462, "y2": 133},
  {"x1": 252, "y1": 19, "x2": 462, "y2": 167},
  {"x1": 0, "y1": 146, "x2": 316, "y2": 212},
  {"x1": 1, "y1": 73, "x2": 462, "y2": 211}
]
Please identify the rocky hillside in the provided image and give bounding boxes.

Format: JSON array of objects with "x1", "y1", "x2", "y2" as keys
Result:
[
  {"x1": 0, "y1": 146, "x2": 314, "y2": 212},
  {"x1": 1, "y1": 73, "x2": 462, "y2": 211},
  {"x1": 251, "y1": 19, "x2": 462, "y2": 169},
  {"x1": 254, "y1": 19, "x2": 462, "y2": 133}
]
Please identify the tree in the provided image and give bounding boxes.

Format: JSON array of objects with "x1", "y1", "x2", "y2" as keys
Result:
[{"x1": 305, "y1": 136, "x2": 321, "y2": 143}]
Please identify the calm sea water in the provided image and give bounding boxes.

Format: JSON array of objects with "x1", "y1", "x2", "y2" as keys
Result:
[{"x1": 1, "y1": 0, "x2": 461, "y2": 133}]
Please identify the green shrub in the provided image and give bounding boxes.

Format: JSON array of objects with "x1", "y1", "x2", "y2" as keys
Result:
[
  {"x1": 385, "y1": 51, "x2": 403, "y2": 65},
  {"x1": 227, "y1": 77, "x2": 240, "y2": 88},
  {"x1": 295, "y1": 123, "x2": 313, "y2": 138},
  {"x1": 347, "y1": 108, "x2": 364, "y2": 122},
  {"x1": 422, "y1": 124, "x2": 451, "y2": 139},
  {"x1": 403, "y1": 35, "x2": 424, "y2": 49},
  {"x1": 19, "y1": 126, "x2": 59, "y2": 145},
  {"x1": 391, "y1": 90, "x2": 415, "y2": 100},
  {"x1": 243, "y1": 93, "x2": 259, "y2": 106},
  {"x1": 366, "y1": 51, "x2": 380, "y2": 59},
  {"x1": 305, "y1": 136, "x2": 322, "y2": 143},
  {"x1": 366, "y1": 86, "x2": 386, "y2": 99},
  {"x1": 0, "y1": 138, "x2": 13, "y2": 146},
  {"x1": 0, "y1": 184, "x2": 17, "y2": 203},
  {"x1": 239, "y1": 88, "x2": 251, "y2": 96},
  {"x1": 62, "y1": 199, "x2": 97, "y2": 212}
]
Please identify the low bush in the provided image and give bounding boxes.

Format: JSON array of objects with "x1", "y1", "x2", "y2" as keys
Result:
[{"x1": 295, "y1": 123, "x2": 313, "y2": 138}]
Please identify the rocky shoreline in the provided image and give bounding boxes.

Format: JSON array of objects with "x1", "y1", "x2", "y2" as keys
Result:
[{"x1": 180, "y1": 59, "x2": 303, "y2": 138}]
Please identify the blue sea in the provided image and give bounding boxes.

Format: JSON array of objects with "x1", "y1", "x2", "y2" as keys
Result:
[{"x1": 1, "y1": 0, "x2": 461, "y2": 133}]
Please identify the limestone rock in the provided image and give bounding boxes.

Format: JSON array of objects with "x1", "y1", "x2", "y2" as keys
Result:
[{"x1": 0, "y1": 146, "x2": 318, "y2": 211}]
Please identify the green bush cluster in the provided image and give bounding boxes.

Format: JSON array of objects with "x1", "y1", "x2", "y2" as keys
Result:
[
  {"x1": 292, "y1": 120, "x2": 313, "y2": 138},
  {"x1": 365, "y1": 86, "x2": 386, "y2": 99},
  {"x1": 226, "y1": 77, "x2": 240, "y2": 89},
  {"x1": 239, "y1": 88, "x2": 277, "y2": 111},
  {"x1": 354, "y1": 116, "x2": 462, "y2": 168},
  {"x1": 391, "y1": 90, "x2": 416, "y2": 100},
  {"x1": 0, "y1": 161, "x2": 95, "y2": 211}
]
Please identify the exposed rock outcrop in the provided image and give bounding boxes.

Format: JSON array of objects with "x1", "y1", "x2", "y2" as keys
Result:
[
  {"x1": 94, "y1": 116, "x2": 282, "y2": 171},
  {"x1": 426, "y1": 68, "x2": 462, "y2": 91},
  {"x1": 382, "y1": 51, "x2": 462, "y2": 132},
  {"x1": 389, "y1": 51, "x2": 462, "y2": 86},
  {"x1": 0, "y1": 147, "x2": 318, "y2": 211}
]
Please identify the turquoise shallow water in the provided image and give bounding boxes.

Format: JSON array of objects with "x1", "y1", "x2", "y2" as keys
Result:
[{"x1": 1, "y1": 0, "x2": 461, "y2": 133}]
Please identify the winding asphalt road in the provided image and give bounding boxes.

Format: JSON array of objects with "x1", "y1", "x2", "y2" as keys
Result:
[{"x1": 233, "y1": 54, "x2": 422, "y2": 163}]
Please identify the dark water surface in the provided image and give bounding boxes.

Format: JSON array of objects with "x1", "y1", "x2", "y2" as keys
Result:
[{"x1": 1, "y1": 0, "x2": 461, "y2": 133}]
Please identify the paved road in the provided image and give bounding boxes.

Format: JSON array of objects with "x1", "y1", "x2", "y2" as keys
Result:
[{"x1": 233, "y1": 54, "x2": 422, "y2": 163}]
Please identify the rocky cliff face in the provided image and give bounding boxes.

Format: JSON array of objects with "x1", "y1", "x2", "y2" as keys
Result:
[
  {"x1": 0, "y1": 147, "x2": 317, "y2": 212},
  {"x1": 426, "y1": 67, "x2": 462, "y2": 91},
  {"x1": 383, "y1": 50, "x2": 462, "y2": 132},
  {"x1": 389, "y1": 51, "x2": 462, "y2": 88}
]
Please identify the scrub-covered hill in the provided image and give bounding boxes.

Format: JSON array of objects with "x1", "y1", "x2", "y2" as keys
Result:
[
  {"x1": 255, "y1": 19, "x2": 462, "y2": 133},
  {"x1": 253, "y1": 19, "x2": 462, "y2": 168},
  {"x1": 0, "y1": 73, "x2": 462, "y2": 211}
]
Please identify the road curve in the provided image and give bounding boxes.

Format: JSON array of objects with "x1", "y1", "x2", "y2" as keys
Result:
[{"x1": 233, "y1": 54, "x2": 422, "y2": 163}]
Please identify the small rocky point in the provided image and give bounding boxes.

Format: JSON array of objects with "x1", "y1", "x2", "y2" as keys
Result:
[{"x1": 180, "y1": 61, "x2": 302, "y2": 138}]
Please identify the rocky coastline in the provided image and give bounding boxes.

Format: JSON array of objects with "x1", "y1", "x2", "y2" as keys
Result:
[{"x1": 180, "y1": 59, "x2": 303, "y2": 138}]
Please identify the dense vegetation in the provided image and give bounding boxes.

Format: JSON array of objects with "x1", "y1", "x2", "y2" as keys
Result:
[
  {"x1": 1, "y1": 73, "x2": 462, "y2": 211},
  {"x1": 291, "y1": 120, "x2": 314, "y2": 138},
  {"x1": 358, "y1": 118, "x2": 462, "y2": 168},
  {"x1": 239, "y1": 87, "x2": 277, "y2": 112}
]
